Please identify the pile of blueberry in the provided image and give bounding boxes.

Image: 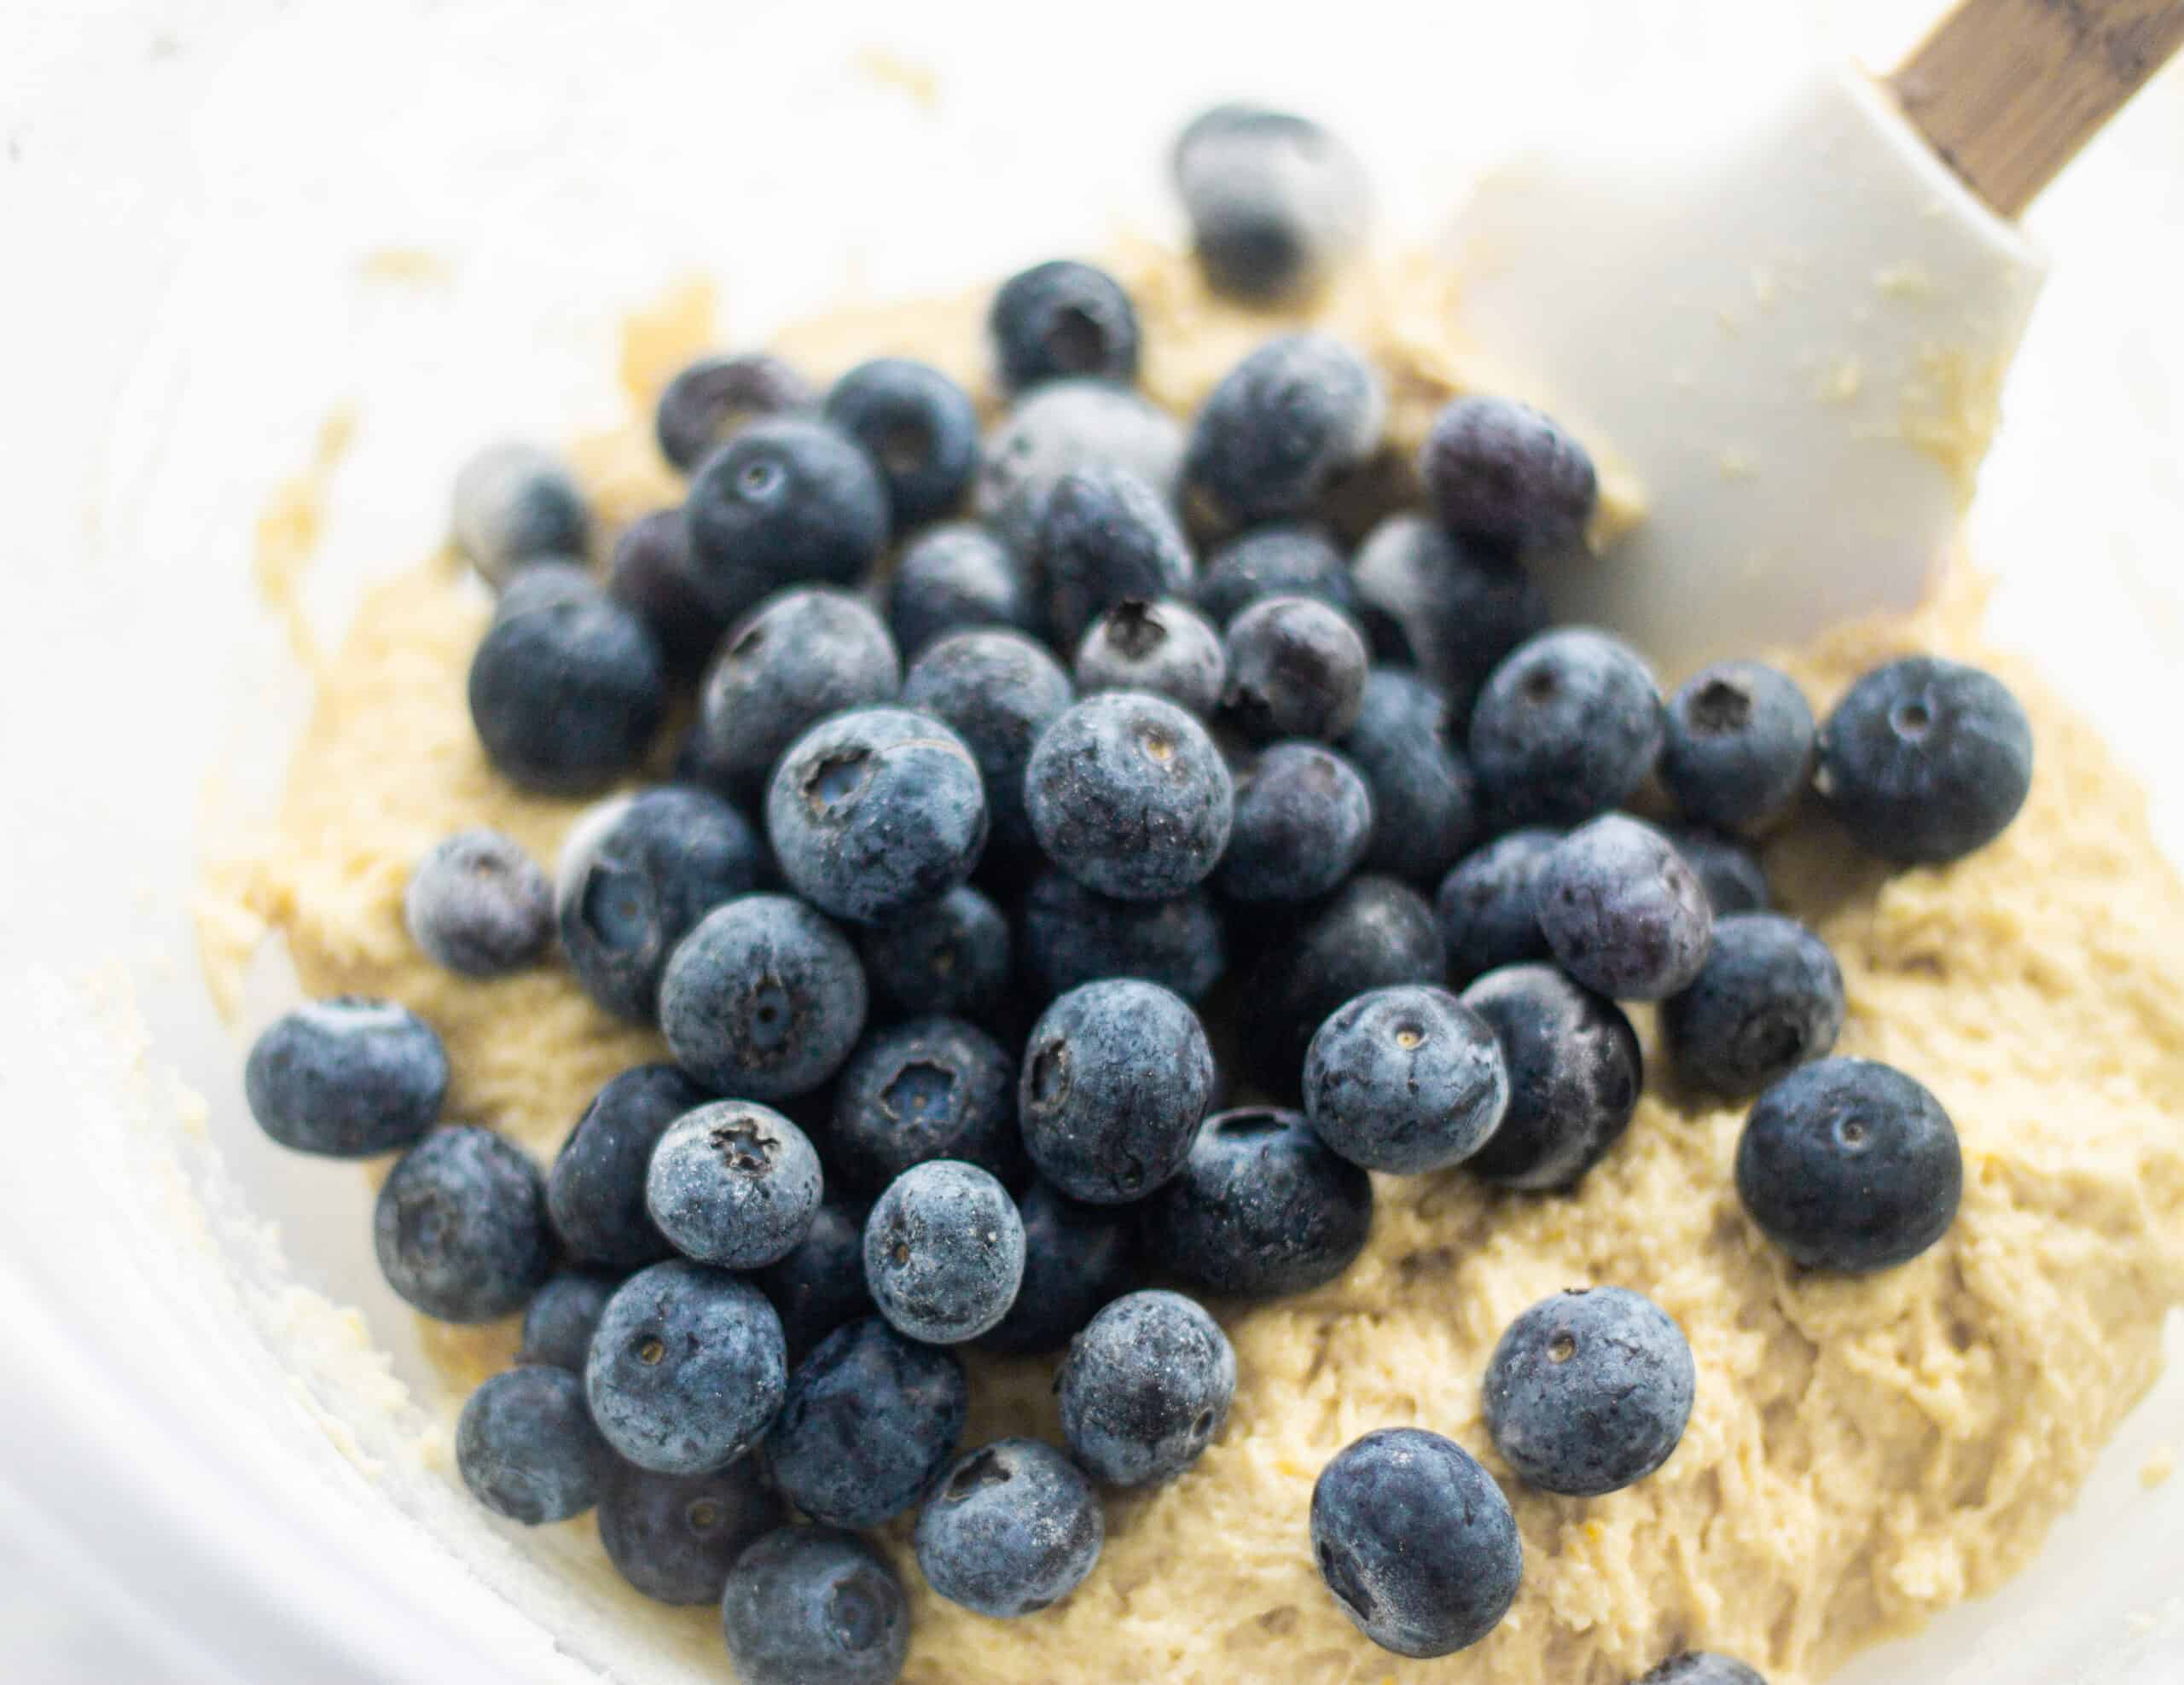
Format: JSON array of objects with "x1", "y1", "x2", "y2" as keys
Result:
[{"x1": 241, "y1": 106, "x2": 2037, "y2": 1685}]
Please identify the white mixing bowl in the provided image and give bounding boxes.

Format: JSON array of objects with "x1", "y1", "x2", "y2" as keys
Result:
[{"x1": 3, "y1": 1, "x2": 2180, "y2": 1679}]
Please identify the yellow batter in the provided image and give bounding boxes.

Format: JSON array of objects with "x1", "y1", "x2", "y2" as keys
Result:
[{"x1": 201, "y1": 247, "x2": 2184, "y2": 1685}]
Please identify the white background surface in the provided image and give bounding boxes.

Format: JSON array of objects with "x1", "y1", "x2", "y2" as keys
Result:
[{"x1": 2, "y1": 1, "x2": 2181, "y2": 1681}]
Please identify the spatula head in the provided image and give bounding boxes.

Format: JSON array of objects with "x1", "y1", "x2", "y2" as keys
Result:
[{"x1": 1443, "y1": 61, "x2": 2045, "y2": 678}]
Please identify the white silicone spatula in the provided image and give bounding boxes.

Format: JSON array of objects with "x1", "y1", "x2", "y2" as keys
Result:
[{"x1": 1443, "y1": 0, "x2": 2184, "y2": 679}]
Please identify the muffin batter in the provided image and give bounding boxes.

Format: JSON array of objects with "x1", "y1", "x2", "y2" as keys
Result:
[{"x1": 200, "y1": 247, "x2": 2184, "y2": 1685}]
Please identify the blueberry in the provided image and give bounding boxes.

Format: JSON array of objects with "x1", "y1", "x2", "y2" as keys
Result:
[
  {"x1": 755, "y1": 1200, "x2": 874, "y2": 1363},
  {"x1": 1019, "y1": 869, "x2": 1226, "y2": 1004},
  {"x1": 1033, "y1": 463, "x2": 1196, "y2": 648},
  {"x1": 1193, "y1": 523, "x2": 1356, "y2": 626},
  {"x1": 1736, "y1": 1056, "x2": 1962, "y2": 1272},
  {"x1": 766, "y1": 1316, "x2": 969, "y2": 1526},
  {"x1": 1025, "y1": 692, "x2": 1234, "y2": 900},
  {"x1": 689, "y1": 587, "x2": 902, "y2": 800},
  {"x1": 822, "y1": 357, "x2": 980, "y2": 529},
  {"x1": 1181, "y1": 334, "x2": 1385, "y2": 532},
  {"x1": 1334, "y1": 669, "x2": 1480, "y2": 887},
  {"x1": 547, "y1": 1064, "x2": 710, "y2": 1269},
  {"x1": 1171, "y1": 104, "x2": 1370, "y2": 304},
  {"x1": 607, "y1": 507, "x2": 727, "y2": 677},
  {"x1": 555, "y1": 786, "x2": 768, "y2": 1020},
  {"x1": 519, "y1": 1270, "x2": 619, "y2": 1371},
  {"x1": 886, "y1": 522, "x2": 1041, "y2": 656},
  {"x1": 1420, "y1": 395, "x2": 1597, "y2": 558},
  {"x1": 490, "y1": 560, "x2": 594, "y2": 617},
  {"x1": 1304, "y1": 985, "x2": 1508, "y2": 1174},
  {"x1": 1221, "y1": 595, "x2": 1368, "y2": 743},
  {"x1": 856, "y1": 886, "x2": 1012, "y2": 1024},
  {"x1": 1057, "y1": 1290, "x2": 1234, "y2": 1487},
  {"x1": 829, "y1": 1015, "x2": 1021, "y2": 1194},
  {"x1": 1073, "y1": 597, "x2": 1227, "y2": 717},
  {"x1": 1666, "y1": 826, "x2": 1772, "y2": 915},
  {"x1": 1217, "y1": 741, "x2": 1374, "y2": 902},
  {"x1": 1460, "y1": 963, "x2": 1641, "y2": 1191},
  {"x1": 456, "y1": 1366, "x2": 612, "y2": 1525},
  {"x1": 1468, "y1": 628, "x2": 1663, "y2": 828},
  {"x1": 373, "y1": 1125, "x2": 552, "y2": 1322},
  {"x1": 1018, "y1": 979, "x2": 1215, "y2": 1206},
  {"x1": 900, "y1": 629, "x2": 1072, "y2": 860},
  {"x1": 244, "y1": 997, "x2": 448, "y2": 1158},
  {"x1": 587, "y1": 1259, "x2": 787, "y2": 1473},
  {"x1": 1816, "y1": 655, "x2": 2034, "y2": 864},
  {"x1": 467, "y1": 570, "x2": 667, "y2": 795},
  {"x1": 978, "y1": 1181, "x2": 1137, "y2": 1356},
  {"x1": 1145, "y1": 1107, "x2": 1373, "y2": 1297},
  {"x1": 1661, "y1": 661, "x2": 1815, "y2": 837},
  {"x1": 1536, "y1": 815, "x2": 1714, "y2": 1001},
  {"x1": 1239, "y1": 874, "x2": 1445, "y2": 1091},
  {"x1": 989, "y1": 259, "x2": 1141, "y2": 392},
  {"x1": 1432, "y1": 828, "x2": 1559, "y2": 985},
  {"x1": 404, "y1": 828, "x2": 553, "y2": 979},
  {"x1": 659, "y1": 895, "x2": 868, "y2": 1101},
  {"x1": 1310, "y1": 1427, "x2": 1520, "y2": 1658},
  {"x1": 647, "y1": 1100, "x2": 822, "y2": 1270},
  {"x1": 450, "y1": 441, "x2": 591, "y2": 588},
  {"x1": 723, "y1": 1525, "x2": 911, "y2": 1685},
  {"x1": 863, "y1": 1160, "x2": 1025, "y2": 1344},
  {"x1": 976, "y1": 379, "x2": 1182, "y2": 553},
  {"x1": 767, "y1": 706, "x2": 989, "y2": 925},
  {"x1": 1484, "y1": 1287, "x2": 1695, "y2": 1496},
  {"x1": 597, "y1": 1459, "x2": 784, "y2": 1606},
  {"x1": 915, "y1": 1439, "x2": 1104, "y2": 1618},
  {"x1": 655, "y1": 351, "x2": 817, "y2": 475},
  {"x1": 1663, "y1": 913, "x2": 1844, "y2": 1098},
  {"x1": 1350, "y1": 513, "x2": 1549, "y2": 718},
  {"x1": 683, "y1": 418, "x2": 890, "y2": 618},
  {"x1": 1635, "y1": 1653, "x2": 1770, "y2": 1684}
]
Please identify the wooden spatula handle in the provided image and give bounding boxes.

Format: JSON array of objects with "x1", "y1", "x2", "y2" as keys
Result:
[{"x1": 1890, "y1": 0, "x2": 2184, "y2": 217}]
